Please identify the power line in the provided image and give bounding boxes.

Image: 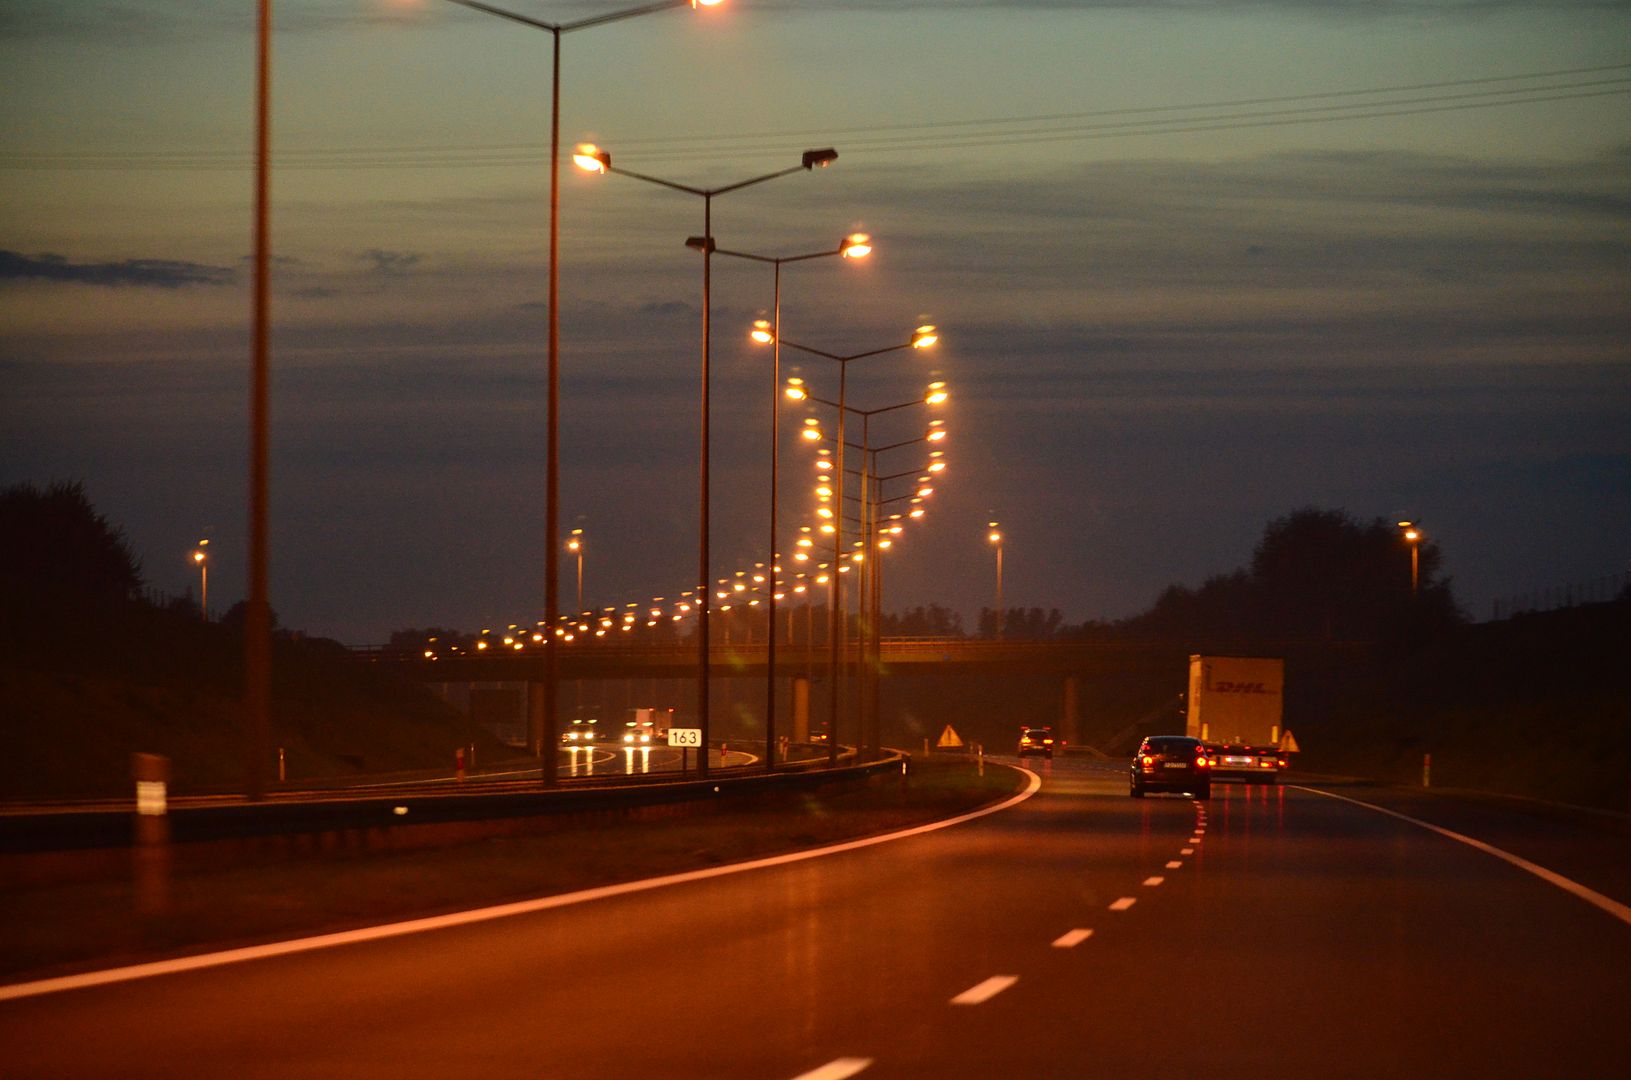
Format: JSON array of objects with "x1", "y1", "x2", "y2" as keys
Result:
[{"x1": 3, "y1": 64, "x2": 1626, "y2": 172}]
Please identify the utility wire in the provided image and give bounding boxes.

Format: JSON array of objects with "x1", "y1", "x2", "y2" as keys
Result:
[{"x1": 3, "y1": 64, "x2": 1627, "y2": 172}]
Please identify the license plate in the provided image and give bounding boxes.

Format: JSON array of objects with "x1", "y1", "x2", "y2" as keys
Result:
[
  {"x1": 1163, "y1": 761, "x2": 1188, "y2": 769},
  {"x1": 1223, "y1": 756, "x2": 1253, "y2": 766}
]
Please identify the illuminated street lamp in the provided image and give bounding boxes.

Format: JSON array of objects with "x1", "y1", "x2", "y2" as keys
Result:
[
  {"x1": 192, "y1": 539, "x2": 210, "y2": 620},
  {"x1": 566, "y1": 527, "x2": 585, "y2": 612},
  {"x1": 693, "y1": 232, "x2": 869, "y2": 770},
  {"x1": 782, "y1": 368, "x2": 949, "y2": 762},
  {"x1": 988, "y1": 520, "x2": 1004, "y2": 639},
  {"x1": 579, "y1": 144, "x2": 839, "y2": 776},
  {"x1": 1398, "y1": 519, "x2": 1423, "y2": 596},
  {"x1": 752, "y1": 325, "x2": 940, "y2": 765},
  {"x1": 432, "y1": 0, "x2": 722, "y2": 783}
]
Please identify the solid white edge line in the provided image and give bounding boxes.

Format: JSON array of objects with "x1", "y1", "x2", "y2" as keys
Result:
[
  {"x1": 0, "y1": 767, "x2": 1045, "y2": 1003},
  {"x1": 791, "y1": 1057, "x2": 874, "y2": 1080},
  {"x1": 1297, "y1": 786, "x2": 1631, "y2": 927},
  {"x1": 951, "y1": 975, "x2": 1019, "y2": 1005},
  {"x1": 1051, "y1": 928, "x2": 1094, "y2": 948}
]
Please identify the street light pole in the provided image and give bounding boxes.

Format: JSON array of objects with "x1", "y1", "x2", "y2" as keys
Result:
[
  {"x1": 566, "y1": 528, "x2": 585, "y2": 613},
  {"x1": 988, "y1": 520, "x2": 1004, "y2": 639},
  {"x1": 438, "y1": 0, "x2": 719, "y2": 785},
  {"x1": 1399, "y1": 520, "x2": 1423, "y2": 596},
  {"x1": 245, "y1": 0, "x2": 273, "y2": 802},
  {"x1": 780, "y1": 363, "x2": 947, "y2": 763},
  {"x1": 192, "y1": 539, "x2": 210, "y2": 620},
  {"x1": 577, "y1": 145, "x2": 840, "y2": 776},
  {"x1": 711, "y1": 235, "x2": 870, "y2": 771}
]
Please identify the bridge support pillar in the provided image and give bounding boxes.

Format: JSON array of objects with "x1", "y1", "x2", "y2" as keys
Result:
[
  {"x1": 1062, "y1": 675, "x2": 1081, "y2": 748},
  {"x1": 527, "y1": 680, "x2": 546, "y2": 757},
  {"x1": 792, "y1": 676, "x2": 810, "y2": 743}
]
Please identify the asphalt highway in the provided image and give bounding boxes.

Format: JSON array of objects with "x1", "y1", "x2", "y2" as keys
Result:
[{"x1": 2, "y1": 757, "x2": 1626, "y2": 1078}]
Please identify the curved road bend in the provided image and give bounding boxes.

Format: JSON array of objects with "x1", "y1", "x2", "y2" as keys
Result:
[{"x1": 2, "y1": 758, "x2": 1626, "y2": 1078}]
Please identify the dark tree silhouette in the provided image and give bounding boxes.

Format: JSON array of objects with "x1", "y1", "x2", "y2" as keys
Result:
[{"x1": 0, "y1": 481, "x2": 142, "y2": 630}]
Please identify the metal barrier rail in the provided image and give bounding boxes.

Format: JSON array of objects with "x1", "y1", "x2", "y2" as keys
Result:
[{"x1": 0, "y1": 748, "x2": 900, "y2": 855}]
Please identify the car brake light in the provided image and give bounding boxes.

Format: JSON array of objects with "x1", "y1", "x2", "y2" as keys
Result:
[
  {"x1": 1196, "y1": 757, "x2": 1209, "y2": 768},
  {"x1": 1140, "y1": 755, "x2": 1154, "y2": 767},
  {"x1": 1043, "y1": 738, "x2": 1053, "y2": 745},
  {"x1": 1278, "y1": 757, "x2": 1289, "y2": 768}
]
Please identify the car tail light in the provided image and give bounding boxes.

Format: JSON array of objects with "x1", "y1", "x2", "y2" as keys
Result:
[
  {"x1": 1278, "y1": 757, "x2": 1289, "y2": 768},
  {"x1": 1196, "y1": 756, "x2": 1210, "y2": 768},
  {"x1": 1140, "y1": 754, "x2": 1154, "y2": 767},
  {"x1": 1043, "y1": 738, "x2": 1054, "y2": 745}
]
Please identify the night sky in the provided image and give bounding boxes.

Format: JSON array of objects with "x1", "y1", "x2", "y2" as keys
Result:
[{"x1": 3, "y1": 1, "x2": 1627, "y2": 644}]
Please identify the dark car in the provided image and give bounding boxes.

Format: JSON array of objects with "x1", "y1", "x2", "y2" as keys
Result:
[
  {"x1": 1130, "y1": 735, "x2": 1211, "y2": 799},
  {"x1": 1017, "y1": 726, "x2": 1058, "y2": 759}
]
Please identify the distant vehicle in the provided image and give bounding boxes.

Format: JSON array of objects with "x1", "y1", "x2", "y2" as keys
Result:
[
  {"x1": 621, "y1": 707, "x2": 667, "y2": 746},
  {"x1": 1017, "y1": 726, "x2": 1058, "y2": 759},
  {"x1": 561, "y1": 718, "x2": 598, "y2": 746},
  {"x1": 1130, "y1": 735, "x2": 1212, "y2": 799},
  {"x1": 1186, "y1": 655, "x2": 1293, "y2": 784}
]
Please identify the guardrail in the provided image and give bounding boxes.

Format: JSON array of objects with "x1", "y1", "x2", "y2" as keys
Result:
[{"x1": 0, "y1": 748, "x2": 903, "y2": 857}]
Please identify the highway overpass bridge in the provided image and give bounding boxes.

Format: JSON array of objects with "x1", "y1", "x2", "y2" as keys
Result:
[{"x1": 361, "y1": 638, "x2": 1362, "y2": 753}]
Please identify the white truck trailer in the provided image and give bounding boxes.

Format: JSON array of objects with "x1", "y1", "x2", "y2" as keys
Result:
[{"x1": 1185, "y1": 655, "x2": 1294, "y2": 783}]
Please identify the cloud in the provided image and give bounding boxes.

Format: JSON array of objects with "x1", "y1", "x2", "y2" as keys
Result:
[
  {"x1": 361, "y1": 249, "x2": 422, "y2": 276},
  {"x1": 0, "y1": 250, "x2": 235, "y2": 288}
]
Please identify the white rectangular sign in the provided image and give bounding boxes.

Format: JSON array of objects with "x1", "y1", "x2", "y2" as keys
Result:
[{"x1": 667, "y1": 727, "x2": 702, "y2": 748}]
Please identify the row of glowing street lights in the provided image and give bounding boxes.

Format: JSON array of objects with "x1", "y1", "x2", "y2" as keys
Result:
[{"x1": 243, "y1": 0, "x2": 939, "y2": 790}]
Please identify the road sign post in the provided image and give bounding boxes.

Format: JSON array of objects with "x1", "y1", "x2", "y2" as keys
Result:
[{"x1": 669, "y1": 727, "x2": 702, "y2": 777}]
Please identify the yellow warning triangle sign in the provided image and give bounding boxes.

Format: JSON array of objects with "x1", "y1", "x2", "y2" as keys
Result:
[
  {"x1": 936, "y1": 724, "x2": 964, "y2": 749},
  {"x1": 1280, "y1": 730, "x2": 1300, "y2": 753}
]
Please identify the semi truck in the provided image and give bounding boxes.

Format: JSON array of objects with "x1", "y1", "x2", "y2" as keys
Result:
[{"x1": 1185, "y1": 655, "x2": 1295, "y2": 783}]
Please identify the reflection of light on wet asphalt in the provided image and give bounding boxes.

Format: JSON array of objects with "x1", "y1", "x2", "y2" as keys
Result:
[{"x1": 622, "y1": 747, "x2": 652, "y2": 775}]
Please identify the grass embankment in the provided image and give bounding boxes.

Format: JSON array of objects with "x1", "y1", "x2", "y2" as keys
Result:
[
  {"x1": 0, "y1": 756, "x2": 1024, "y2": 983},
  {"x1": 1, "y1": 633, "x2": 510, "y2": 800}
]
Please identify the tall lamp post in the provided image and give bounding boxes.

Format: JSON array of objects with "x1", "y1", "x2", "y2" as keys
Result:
[
  {"x1": 576, "y1": 144, "x2": 840, "y2": 775},
  {"x1": 193, "y1": 538, "x2": 212, "y2": 623},
  {"x1": 567, "y1": 528, "x2": 585, "y2": 613},
  {"x1": 794, "y1": 389, "x2": 949, "y2": 761},
  {"x1": 761, "y1": 325, "x2": 940, "y2": 765},
  {"x1": 988, "y1": 520, "x2": 1004, "y2": 639},
  {"x1": 1398, "y1": 520, "x2": 1423, "y2": 596},
  {"x1": 690, "y1": 233, "x2": 870, "y2": 771},
  {"x1": 245, "y1": 0, "x2": 273, "y2": 801},
  {"x1": 436, "y1": 1, "x2": 723, "y2": 785}
]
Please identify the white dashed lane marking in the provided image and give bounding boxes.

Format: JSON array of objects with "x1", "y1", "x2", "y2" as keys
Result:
[
  {"x1": 1181, "y1": 848, "x2": 1194, "y2": 855},
  {"x1": 1052, "y1": 929, "x2": 1094, "y2": 948},
  {"x1": 1143, "y1": 876, "x2": 1165, "y2": 887},
  {"x1": 1165, "y1": 860, "x2": 1183, "y2": 869},
  {"x1": 1109, "y1": 897, "x2": 1137, "y2": 911},
  {"x1": 951, "y1": 975, "x2": 1019, "y2": 1005},
  {"x1": 792, "y1": 1058, "x2": 873, "y2": 1080}
]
